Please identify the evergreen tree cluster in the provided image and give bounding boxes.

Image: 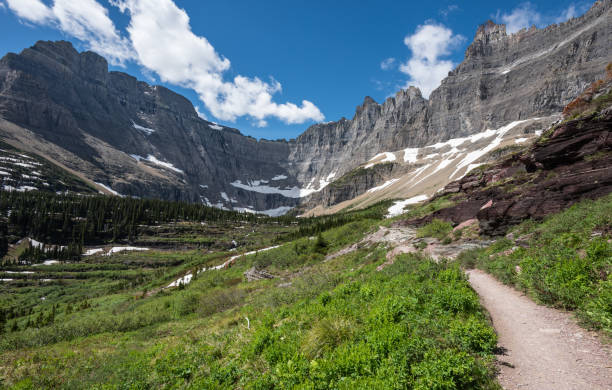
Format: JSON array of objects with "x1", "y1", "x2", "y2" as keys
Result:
[{"x1": 0, "y1": 191, "x2": 278, "y2": 257}]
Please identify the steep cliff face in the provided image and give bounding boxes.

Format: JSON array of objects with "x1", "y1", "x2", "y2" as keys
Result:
[
  {"x1": 428, "y1": 1, "x2": 611, "y2": 142},
  {"x1": 0, "y1": 40, "x2": 295, "y2": 211},
  {"x1": 0, "y1": 1, "x2": 610, "y2": 214},
  {"x1": 288, "y1": 88, "x2": 429, "y2": 184},
  {"x1": 291, "y1": 0, "x2": 611, "y2": 187}
]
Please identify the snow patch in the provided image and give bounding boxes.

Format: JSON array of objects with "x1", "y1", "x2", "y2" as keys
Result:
[
  {"x1": 83, "y1": 248, "x2": 104, "y2": 256},
  {"x1": 132, "y1": 121, "x2": 156, "y2": 135},
  {"x1": 271, "y1": 174, "x2": 287, "y2": 181},
  {"x1": 144, "y1": 155, "x2": 183, "y2": 174},
  {"x1": 209, "y1": 123, "x2": 223, "y2": 130},
  {"x1": 230, "y1": 179, "x2": 328, "y2": 198},
  {"x1": 32, "y1": 260, "x2": 59, "y2": 266},
  {"x1": 259, "y1": 206, "x2": 293, "y2": 217},
  {"x1": 14, "y1": 163, "x2": 36, "y2": 169},
  {"x1": 403, "y1": 148, "x2": 419, "y2": 163},
  {"x1": 3, "y1": 185, "x2": 38, "y2": 192},
  {"x1": 106, "y1": 247, "x2": 149, "y2": 256},
  {"x1": 367, "y1": 178, "x2": 400, "y2": 193},
  {"x1": 95, "y1": 182, "x2": 122, "y2": 196},
  {"x1": 165, "y1": 245, "x2": 282, "y2": 288},
  {"x1": 386, "y1": 195, "x2": 429, "y2": 218},
  {"x1": 167, "y1": 273, "x2": 193, "y2": 288},
  {"x1": 132, "y1": 154, "x2": 183, "y2": 174},
  {"x1": 365, "y1": 152, "x2": 397, "y2": 169},
  {"x1": 234, "y1": 206, "x2": 293, "y2": 217},
  {"x1": 448, "y1": 119, "x2": 535, "y2": 180}
]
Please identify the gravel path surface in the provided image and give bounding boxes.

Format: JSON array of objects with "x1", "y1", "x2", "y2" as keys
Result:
[{"x1": 466, "y1": 269, "x2": 612, "y2": 390}]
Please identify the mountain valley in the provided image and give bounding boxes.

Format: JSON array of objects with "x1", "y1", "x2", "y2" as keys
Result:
[{"x1": 0, "y1": 1, "x2": 611, "y2": 389}]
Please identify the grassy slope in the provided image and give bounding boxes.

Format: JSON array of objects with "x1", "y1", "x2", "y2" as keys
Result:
[
  {"x1": 0, "y1": 180, "x2": 609, "y2": 388},
  {"x1": 0, "y1": 202, "x2": 500, "y2": 389}
]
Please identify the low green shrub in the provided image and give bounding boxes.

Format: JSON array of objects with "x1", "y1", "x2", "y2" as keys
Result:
[
  {"x1": 460, "y1": 194, "x2": 612, "y2": 335},
  {"x1": 417, "y1": 219, "x2": 453, "y2": 240}
]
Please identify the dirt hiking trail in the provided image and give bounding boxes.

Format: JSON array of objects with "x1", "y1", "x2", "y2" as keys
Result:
[{"x1": 466, "y1": 269, "x2": 612, "y2": 390}]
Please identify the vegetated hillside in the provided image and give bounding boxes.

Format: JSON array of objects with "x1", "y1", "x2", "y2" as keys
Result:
[
  {"x1": 0, "y1": 197, "x2": 503, "y2": 389},
  {"x1": 0, "y1": 1, "x2": 609, "y2": 214},
  {"x1": 0, "y1": 176, "x2": 609, "y2": 387},
  {"x1": 0, "y1": 189, "x2": 305, "y2": 263},
  {"x1": 1, "y1": 94, "x2": 611, "y2": 386}
]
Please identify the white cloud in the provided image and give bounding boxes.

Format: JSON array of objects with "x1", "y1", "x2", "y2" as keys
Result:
[
  {"x1": 497, "y1": 3, "x2": 541, "y2": 33},
  {"x1": 5, "y1": 0, "x2": 324, "y2": 126},
  {"x1": 6, "y1": 0, "x2": 133, "y2": 64},
  {"x1": 553, "y1": 4, "x2": 585, "y2": 23},
  {"x1": 399, "y1": 23, "x2": 464, "y2": 98},
  {"x1": 53, "y1": 0, "x2": 133, "y2": 64},
  {"x1": 194, "y1": 106, "x2": 207, "y2": 120},
  {"x1": 5, "y1": 0, "x2": 52, "y2": 23},
  {"x1": 380, "y1": 57, "x2": 396, "y2": 70},
  {"x1": 440, "y1": 5, "x2": 459, "y2": 18},
  {"x1": 497, "y1": 2, "x2": 589, "y2": 34},
  {"x1": 112, "y1": 0, "x2": 323, "y2": 125}
]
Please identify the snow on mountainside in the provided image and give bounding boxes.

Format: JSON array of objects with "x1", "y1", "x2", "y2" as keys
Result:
[
  {"x1": 0, "y1": 1, "x2": 609, "y2": 215},
  {"x1": 0, "y1": 141, "x2": 95, "y2": 194},
  {"x1": 301, "y1": 116, "x2": 557, "y2": 216}
]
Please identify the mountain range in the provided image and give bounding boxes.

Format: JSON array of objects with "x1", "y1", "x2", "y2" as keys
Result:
[{"x1": 0, "y1": 0, "x2": 610, "y2": 216}]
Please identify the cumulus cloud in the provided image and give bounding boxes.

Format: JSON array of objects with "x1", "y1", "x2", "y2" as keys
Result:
[
  {"x1": 5, "y1": 0, "x2": 52, "y2": 23},
  {"x1": 112, "y1": 0, "x2": 323, "y2": 124},
  {"x1": 399, "y1": 23, "x2": 464, "y2": 98},
  {"x1": 6, "y1": 0, "x2": 132, "y2": 64},
  {"x1": 5, "y1": 0, "x2": 324, "y2": 126},
  {"x1": 497, "y1": 2, "x2": 589, "y2": 34},
  {"x1": 380, "y1": 57, "x2": 396, "y2": 71}
]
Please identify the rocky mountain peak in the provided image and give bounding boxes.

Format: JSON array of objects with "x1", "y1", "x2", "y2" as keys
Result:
[
  {"x1": 14, "y1": 40, "x2": 110, "y2": 84},
  {"x1": 360, "y1": 96, "x2": 378, "y2": 107},
  {"x1": 474, "y1": 20, "x2": 507, "y2": 43},
  {"x1": 0, "y1": 2, "x2": 610, "y2": 216},
  {"x1": 354, "y1": 96, "x2": 380, "y2": 120}
]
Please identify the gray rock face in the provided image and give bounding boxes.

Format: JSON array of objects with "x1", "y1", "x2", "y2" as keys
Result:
[
  {"x1": 0, "y1": 40, "x2": 296, "y2": 210},
  {"x1": 291, "y1": 0, "x2": 611, "y2": 185},
  {"x1": 0, "y1": 1, "x2": 610, "y2": 213},
  {"x1": 288, "y1": 88, "x2": 429, "y2": 185}
]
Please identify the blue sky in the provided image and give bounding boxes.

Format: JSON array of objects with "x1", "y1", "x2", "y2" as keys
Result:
[{"x1": 0, "y1": 0, "x2": 592, "y2": 140}]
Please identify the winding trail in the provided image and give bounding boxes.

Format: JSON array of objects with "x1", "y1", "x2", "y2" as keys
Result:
[{"x1": 466, "y1": 269, "x2": 612, "y2": 390}]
